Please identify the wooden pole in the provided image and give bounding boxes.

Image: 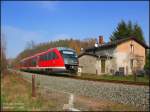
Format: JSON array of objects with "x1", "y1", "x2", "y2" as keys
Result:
[
  {"x1": 133, "y1": 68, "x2": 136, "y2": 82},
  {"x1": 134, "y1": 70, "x2": 136, "y2": 82},
  {"x1": 32, "y1": 75, "x2": 36, "y2": 97}
]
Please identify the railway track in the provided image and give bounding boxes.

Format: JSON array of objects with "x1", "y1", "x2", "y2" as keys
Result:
[
  {"x1": 15, "y1": 69, "x2": 149, "y2": 86},
  {"x1": 72, "y1": 76, "x2": 149, "y2": 86}
]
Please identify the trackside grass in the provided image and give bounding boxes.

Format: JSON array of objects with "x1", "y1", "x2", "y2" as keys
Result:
[
  {"x1": 1, "y1": 71, "x2": 61, "y2": 111},
  {"x1": 21, "y1": 70, "x2": 149, "y2": 85},
  {"x1": 79, "y1": 73, "x2": 149, "y2": 84}
]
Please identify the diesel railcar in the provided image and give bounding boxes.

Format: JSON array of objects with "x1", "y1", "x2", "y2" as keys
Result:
[{"x1": 20, "y1": 47, "x2": 78, "y2": 73}]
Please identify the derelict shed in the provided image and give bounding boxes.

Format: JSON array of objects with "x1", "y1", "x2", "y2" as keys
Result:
[
  {"x1": 78, "y1": 53, "x2": 113, "y2": 75},
  {"x1": 78, "y1": 53, "x2": 98, "y2": 74}
]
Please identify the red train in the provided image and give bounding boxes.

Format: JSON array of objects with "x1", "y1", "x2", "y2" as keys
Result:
[{"x1": 20, "y1": 47, "x2": 78, "y2": 73}]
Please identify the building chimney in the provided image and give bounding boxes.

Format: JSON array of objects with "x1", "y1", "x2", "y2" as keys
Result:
[{"x1": 99, "y1": 36, "x2": 104, "y2": 45}]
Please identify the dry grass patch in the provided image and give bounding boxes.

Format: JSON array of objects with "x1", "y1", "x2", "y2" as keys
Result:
[{"x1": 1, "y1": 72, "x2": 61, "y2": 111}]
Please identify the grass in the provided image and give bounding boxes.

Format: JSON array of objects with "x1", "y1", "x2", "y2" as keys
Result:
[
  {"x1": 1, "y1": 71, "x2": 60, "y2": 111},
  {"x1": 79, "y1": 73, "x2": 149, "y2": 84}
]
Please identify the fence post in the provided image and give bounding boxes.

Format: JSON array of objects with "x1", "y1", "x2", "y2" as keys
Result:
[
  {"x1": 32, "y1": 75, "x2": 36, "y2": 97},
  {"x1": 132, "y1": 68, "x2": 136, "y2": 82}
]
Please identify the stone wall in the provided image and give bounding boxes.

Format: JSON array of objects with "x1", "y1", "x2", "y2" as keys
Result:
[
  {"x1": 116, "y1": 40, "x2": 146, "y2": 71},
  {"x1": 79, "y1": 55, "x2": 97, "y2": 74}
]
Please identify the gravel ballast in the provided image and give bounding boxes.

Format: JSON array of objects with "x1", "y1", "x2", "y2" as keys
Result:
[{"x1": 19, "y1": 71, "x2": 149, "y2": 110}]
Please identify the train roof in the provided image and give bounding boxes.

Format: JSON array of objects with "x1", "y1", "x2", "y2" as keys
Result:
[
  {"x1": 20, "y1": 47, "x2": 76, "y2": 62},
  {"x1": 20, "y1": 50, "x2": 49, "y2": 62}
]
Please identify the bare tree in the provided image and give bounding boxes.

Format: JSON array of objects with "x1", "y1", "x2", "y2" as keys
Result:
[
  {"x1": 25, "y1": 40, "x2": 36, "y2": 50},
  {"x1": 1, "y1": 33, "x2": 7, "y2": 76}
]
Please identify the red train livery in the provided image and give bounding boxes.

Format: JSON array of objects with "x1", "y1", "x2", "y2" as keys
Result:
[{"x1": 20, "y1": 47, "x2": 78, "y2": 73}]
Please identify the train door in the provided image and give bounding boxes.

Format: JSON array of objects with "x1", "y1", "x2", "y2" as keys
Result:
[
  {"x1": 36, "y1": 56, "x2": 39, "y2": 67},
  {"x1": 39, "y1": 53, "x2": 47, "y2": 67},
  {"x1": 51, "y1": 51, "x2": 58, "y2": 67},
  {"x1": 47, "y1": 52, "x2": 54, "y2": 67}
]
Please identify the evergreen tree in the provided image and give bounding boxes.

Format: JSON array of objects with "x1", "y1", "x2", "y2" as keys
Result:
[
  {"x1": 127, "y1": 20, "x2": 133, "y2": 36},
  {"x1": 110, "y1": 20, "x2": 128, "y2": 41},
  {"x1": 144, "y1": 49, "x2": 150, "y2": 70},
  {"x1": 132, "y1": 23, "x2": 145, "y2": 43},
  {"x1": 110, "y1": 20, "x2": 145, "y2": 43}
]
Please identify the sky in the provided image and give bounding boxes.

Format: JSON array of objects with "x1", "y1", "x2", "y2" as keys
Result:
[{"x1": 1, "y1": 1, "x2": 149, "y2": 58}]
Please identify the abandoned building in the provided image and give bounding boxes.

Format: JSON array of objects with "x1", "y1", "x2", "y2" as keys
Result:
[{"x1": 78, "y1": 36, "x2": 148, "y2": 75}]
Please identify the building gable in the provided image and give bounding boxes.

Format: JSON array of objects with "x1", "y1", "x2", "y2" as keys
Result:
[{"x1": 116, "y1": 39, "x2": 146, "y2": 55}]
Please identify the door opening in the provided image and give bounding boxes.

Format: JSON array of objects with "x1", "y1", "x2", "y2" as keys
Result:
[{"x1": 101, "y1": 59, "x2": 105, "y2": 73}]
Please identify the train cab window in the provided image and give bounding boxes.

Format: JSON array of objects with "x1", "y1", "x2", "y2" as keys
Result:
[{"x1": 60, "y1": 50, "x2": 77, "y2": 59}]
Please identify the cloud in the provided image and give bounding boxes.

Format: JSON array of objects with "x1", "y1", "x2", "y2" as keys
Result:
[
  {"x1": 1, "y1": 25, "x2": 45, "y2": 58},
  {"x1": 2, "y1": 25, "x2": 71, "y2": 44},
  {"x1": 1, "y1": 25, "x2": 71, "y2": 58},
  {"x1": 2, "y1": 25, "x2": 44, "y2": 43}
]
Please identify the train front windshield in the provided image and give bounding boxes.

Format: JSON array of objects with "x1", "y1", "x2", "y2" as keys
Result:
[{"x1": 60, "y1": 50, "x2": 78, "y2": 65}]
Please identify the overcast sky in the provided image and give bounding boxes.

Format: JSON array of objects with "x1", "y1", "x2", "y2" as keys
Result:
[{"x1": 1, "y1": 1, "x2": 149, "y2": 58}]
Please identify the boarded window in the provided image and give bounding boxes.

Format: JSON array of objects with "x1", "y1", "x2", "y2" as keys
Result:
[{"x1": 119, "y1": 67, "x2": 124, "y2": 76}]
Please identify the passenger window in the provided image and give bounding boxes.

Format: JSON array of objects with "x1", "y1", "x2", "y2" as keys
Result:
[
  {"x1": 40, "y1": 55, "x2": 43, "y2": 61},
  {"x1": 44, "y1": 54, "x2": 47, "y2": 61},
  {"x1": 32, "y1": 58, "x2": 36, "y2": 66},
  {"x1": 52, "y1": 52, "x2": 58, "y2": 59},
  {"x1": 48, "y1": 52, "x2": 52, "y2": 60},
  {"x1": 43, "y1": 55, "x2": 45, "y2": 60},
  {"x1": 40, "y1": 54, "x2": 46, "y2": 61},
  {"x1": 47, "y1": 52, "x2": 58, "y2": 60}
]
